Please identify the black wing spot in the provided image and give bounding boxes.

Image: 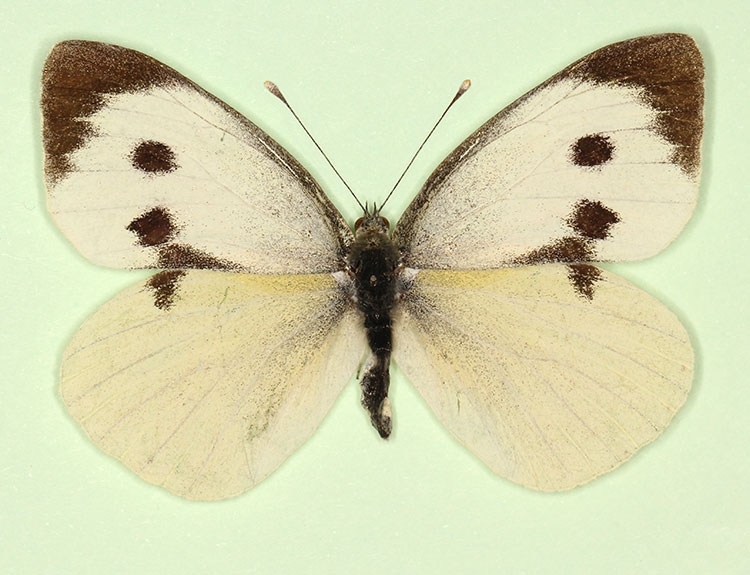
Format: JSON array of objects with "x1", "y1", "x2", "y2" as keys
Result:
[
  {"x1": 513, "y1": 200, "x2": 620, "y2": 299},
  {"x1": 145, "y1": 270, "x2": 186, "y2": 310},
  {"x1": 566, "y1": 199, "x2": 620, "y2": 240},
  {"x1": 127, "y1": 206, "x2": 240, "y2": 273},
  {"x1": 127, "y1": 206, "x2": 177, "y2": 246},
  {"x1": 570, "y1": 134, "x2": 614, "y2": 167},
  {"x1": 131, "y1": 140, "x2": 178, "y2": 174},
  {"x1": 566, "y1": 264, "x2": 602, "y2": 300},
  {"x1": 156, "y1": 244, "x2": 239, "y2": 271},
  {"x1": 513, "y1": 236, "x2": 594, "y2": 266}
]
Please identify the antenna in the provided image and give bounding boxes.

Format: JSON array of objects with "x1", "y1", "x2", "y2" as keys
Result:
[
  {"x1": 378, "y1": 79, "x2": 471, "y2": 211},
  {"x1": 265, "y1": 81, "x2": 365, "y2": 212},
  {"x1": 266, "y1": 78, "x2": 471, "y2": 214}
]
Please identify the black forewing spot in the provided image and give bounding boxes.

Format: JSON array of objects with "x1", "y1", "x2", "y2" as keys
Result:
[
  {"x1": 127, "y1": 206, "x2": 177, "y2": 246},
  {"x1": 566, "y1": 199, "x2": 620, "y2": 240},
  {"x1": 513, "y1": 200, "x2": 620, "y2": 299},
  {"x1": 131, "y1": 140, "x2": 179, "y2": 174},
  {"x1": 570, "y1": 134, "x2": 614, "y2": 168}
]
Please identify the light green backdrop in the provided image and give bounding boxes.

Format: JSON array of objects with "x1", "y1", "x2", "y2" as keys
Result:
[{"x1": 2, "y1": 1, "x2": 748, "y2": 573}]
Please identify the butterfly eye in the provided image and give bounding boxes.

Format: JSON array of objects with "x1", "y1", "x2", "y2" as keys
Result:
[{"x1": 355, "y1": 216, "x2": 365, "y2": 230}]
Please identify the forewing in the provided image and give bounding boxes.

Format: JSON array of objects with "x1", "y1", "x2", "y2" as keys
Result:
[
  {"x1": 394, "y1": 34, "x2": 703, "y2": 269},
  {"x1": 394, "y1": 265, "x2": 692, "y2": 491},
  {"x1": 61, "y1": 270, "x2": 365, "y2": 500},
  {"x1": 42, "y1": 40, "x2": 352, "y2": 274}
]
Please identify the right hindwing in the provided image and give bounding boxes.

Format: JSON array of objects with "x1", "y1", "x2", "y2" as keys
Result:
[{"x1": 393, "y1": 265, "x2": 693, "y2": 491}]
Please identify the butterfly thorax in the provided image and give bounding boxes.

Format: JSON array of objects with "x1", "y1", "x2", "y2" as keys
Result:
[{"x1": 347, "y1": 213, "x2": 400, "y2": 438}]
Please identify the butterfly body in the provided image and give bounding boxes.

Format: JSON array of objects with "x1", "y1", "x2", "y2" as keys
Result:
[
  {"x1": 42, "y1": 34, "x2": 703, "y2": 499},
  {"x1": 347, "y1": 211, "x2": 401, "y2": 437}
]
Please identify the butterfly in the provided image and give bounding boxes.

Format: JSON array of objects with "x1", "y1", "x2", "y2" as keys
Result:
[{"x1": 41, "y1": 34, "x2": 703, "y2": 500}]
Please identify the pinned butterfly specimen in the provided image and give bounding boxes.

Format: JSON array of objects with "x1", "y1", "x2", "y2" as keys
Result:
[{"x1": 42, "y1": 34, "x2": 703, "y2": 500}]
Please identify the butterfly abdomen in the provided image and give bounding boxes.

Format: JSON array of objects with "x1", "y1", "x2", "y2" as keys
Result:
[{"x1": 347, "y1": 214, "x2": 400, "y2": 438}]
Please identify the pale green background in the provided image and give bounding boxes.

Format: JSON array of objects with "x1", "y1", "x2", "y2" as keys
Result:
[{"x1": 2, "y1": 1, "x2": 748, "y2": 573}]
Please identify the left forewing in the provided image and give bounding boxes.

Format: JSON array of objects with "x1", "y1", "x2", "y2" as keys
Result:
[
  {"x1": 42, "y1": 41, "x2": 352, "y2": 274},
  {"x1": 393, "y1": 265, "x2": 693, "y2": 491}
]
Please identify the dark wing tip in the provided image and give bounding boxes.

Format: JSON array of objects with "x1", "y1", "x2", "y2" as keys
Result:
[
  {"x1": 41, "y1": 40, "x2": 179, "y2": 186},
  {"x1": 572, "y1": 33, "x2": 704, "y2": 176}
]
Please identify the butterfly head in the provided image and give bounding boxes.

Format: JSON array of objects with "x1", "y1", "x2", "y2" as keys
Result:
[{"x1": 354, "y1": 203, "x2": 390, "y2": 237}]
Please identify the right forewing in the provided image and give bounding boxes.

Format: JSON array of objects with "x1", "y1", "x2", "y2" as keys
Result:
[{"x1": 394, "y1": 34, "x2": 703, "y2": 270}]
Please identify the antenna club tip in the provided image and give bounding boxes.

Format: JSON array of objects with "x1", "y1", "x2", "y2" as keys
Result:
[
  {"x1": 460, "y1": 79, "x2": 471, "y2": 92},
  {"x1": 264, "y1": 80, "x2": 287, "y2": 102}
]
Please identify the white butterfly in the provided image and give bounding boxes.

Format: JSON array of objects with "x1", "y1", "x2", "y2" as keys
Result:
[{"x1": 42, "y1": 34, "x2": 703, "y2": 500}]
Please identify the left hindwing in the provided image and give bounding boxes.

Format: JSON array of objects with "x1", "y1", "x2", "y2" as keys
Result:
[
  {"x1": 60, "y1": 270, "x2": 366, "y2": 500},
  {"x1": 394, "y1": 34, "x2": 703, "y2": 270},
  {"x1": 394, "y1": 265, "x2": 693, "y2": 491}
]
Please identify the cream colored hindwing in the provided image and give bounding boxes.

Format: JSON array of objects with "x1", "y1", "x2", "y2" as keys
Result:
[
  {"x1": 394, "y1": 265, "x2": 692, "y2": 491},
  {"x1": 61, "y1": 270, "x2": 365, "y2": 499}
]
